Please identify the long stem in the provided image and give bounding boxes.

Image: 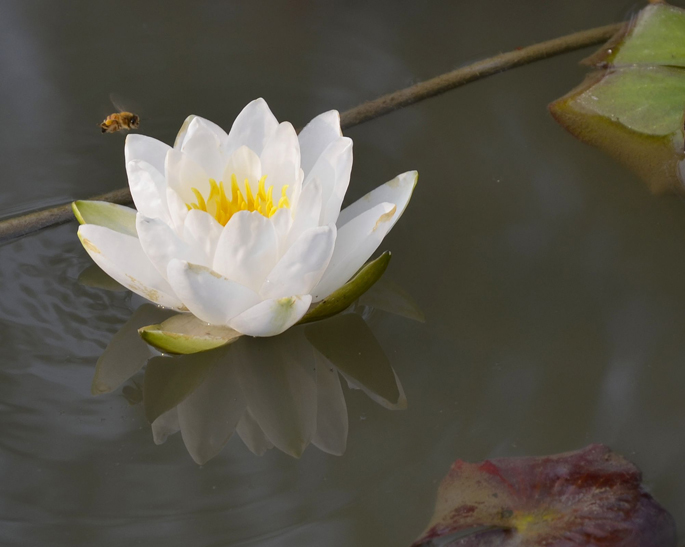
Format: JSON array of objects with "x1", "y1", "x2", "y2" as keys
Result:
[{"x1": 0, "y1": 22, "x2": 623, "y2": 244}]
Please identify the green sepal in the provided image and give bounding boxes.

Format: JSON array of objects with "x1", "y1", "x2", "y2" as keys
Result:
[
  {"x1": 298, "y1": 251, "x2": 391, "y2": 325},
  {"x1": 72, "y1": 200, "x2": 137, "y2": 237},
  {"x1": 139, "y1": 313, "x2": 242, "y2": 355}
]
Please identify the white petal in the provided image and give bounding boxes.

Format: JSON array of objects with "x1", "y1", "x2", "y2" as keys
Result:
[
  {"x1": 261, "y1": 226, "x2": 336, "y2": 300},
  {"x1": 166, "y1": 259, "x2": 261, "y2": 325},
  {"x1": 183, "y1": 209, "x2": 223, "y2": 262},
  {"x1": 286, "y1": 178, "x2": 322, "y2": 248},
  {"x1": 125, "y1": 134, "x2": 170, "y2": 175},
  {"x1": 222, "y1": 145, "x2": 262, "y2": 193},
  {"x1": 303, "y1": 137, "x2": 353, "y2": 226},
  {"x1": 181, "y1": 119, "x2": 225, "y2": 181},
  {"x1": 213, "y1": 211, "x2": 279, "y2": 292},
  {"x1": 337, "y1": 170, "x2": 418, "y2": 228},
  {"x1": 229, "y1": 295, "x2": 312, "y2": 337},
  {"x1": 298, "y1": 110, "x2": 342, "y2": 176},
  {"x1": 166, "y1": 187, "x2": 188, "y2": 236},
  {"x1": 165, "y1": 149, "x2": 211, "y2": 205},
  {"x1": 270, "y1": 207, "x2": 292, "y2": 251},
  {"x1": 224, "y1": 98, "x2": 279, "y2": 157},
  {"x1": 78, "y1": 224, "x2": 182, "y2": 309},
  {"x1": 186, "y1": 116, "x2": 228, "y2": 144},
  {"x1": 174, "y1": 115, "x2": 196, "y2": 149},
  {"x1": 259, "y1": 121, "x2": 300, "y2": 200},
  {"x1": 126, "y1": 160, "x2": 170, "y2": 223},
  {"x1": 312, "y1": 202, "x2": 397, "y2": 301},
  {"x1": 175, "y1": 115, "x2": 228, "y2": 149},
  {"x1": 136, "y1": 215, "x2": 210, "y2": 281}
]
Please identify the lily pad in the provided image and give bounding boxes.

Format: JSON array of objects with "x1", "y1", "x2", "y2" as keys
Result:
[
  {"x1": 72, "y1": 200, "x2": 137, "y2": 237},
  {"x1": 584, "y1": 4, "x2": 685, "y2": 68},
  {"x1": 298, "y1": 251, "x2": 391, "y2": 325},
  {"x1": 139, "y1": 313, "x2": 242, "y2": 354},
  {"x1": 412, "y1": 444, "x2": 676, "y2": 547},
  {"x1": 549, "y1": 3, "x2": 685, "y2": 194}
]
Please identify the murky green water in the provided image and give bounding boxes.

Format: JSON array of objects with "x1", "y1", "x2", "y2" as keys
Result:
[{"x1": 2, "y1": 1, "x2": 685, "y2": 545}]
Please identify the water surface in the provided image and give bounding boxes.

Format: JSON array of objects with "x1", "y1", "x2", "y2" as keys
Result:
[{"x1": 2, "y1": 1, "x2": 685, "y2": 545}]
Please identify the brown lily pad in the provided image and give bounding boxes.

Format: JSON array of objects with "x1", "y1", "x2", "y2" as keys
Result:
[{"x1": 412, "y1": 444, "x2": 676, "y2": 547}]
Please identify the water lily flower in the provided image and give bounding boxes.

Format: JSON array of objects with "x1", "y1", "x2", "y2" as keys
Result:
[{"x1": 76, "y1": 99, "x2": 417, "y2": 337}]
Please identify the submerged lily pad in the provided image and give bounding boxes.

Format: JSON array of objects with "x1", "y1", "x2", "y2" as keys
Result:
[
  {"x1": 550, "y1": 3, "x2": 685, "y2": 194},
  {"x1": 298, "y1": 251, "x2": 391, "y2": 325},
  {"x1": 72, "y1": 200, "x2": 137, "y2": 236},
  {"x1": 139, "y1": 313, "x2": 242, "y2": 354},
  {"x1": 412, "y1": 444, "x2": 676, "y2": 547}
]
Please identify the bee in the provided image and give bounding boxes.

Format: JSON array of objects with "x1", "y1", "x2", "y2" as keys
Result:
[
  {"x1": 100, "y1": 94, "x2": 140, "y2": 133},
  {"x1": 100, "y1": 111, "x2": 140, "y2": 133}
]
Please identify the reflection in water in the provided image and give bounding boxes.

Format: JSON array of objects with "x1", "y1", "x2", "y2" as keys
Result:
[{"x1": 94, "y1": 296, "x2": 412, "y2": 464}]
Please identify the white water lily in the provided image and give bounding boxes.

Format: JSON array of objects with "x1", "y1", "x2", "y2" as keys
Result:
[{"x1": 77, "y1": 98, "x2": 417, "y2": 337}]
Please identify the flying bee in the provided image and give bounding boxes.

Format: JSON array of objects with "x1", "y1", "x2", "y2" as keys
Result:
[
  {"x1": 100, "y1": 111, "x2": 140, "y2": 133},
  {"x1": 100, "y1": 94, "x2": 140, "y2": 133}
]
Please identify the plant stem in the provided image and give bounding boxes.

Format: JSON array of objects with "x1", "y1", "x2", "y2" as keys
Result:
[
  {"x1": 339, "y1": 23, "x2": 623, "y2": 129},
  {"x1": 0, "y1": 22, "x2": 623, "y2": 244}
]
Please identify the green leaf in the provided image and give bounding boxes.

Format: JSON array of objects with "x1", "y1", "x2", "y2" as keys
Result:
[
  {"x1": 139, "y1": 313, "x2": 242, "y2": 354},
  {"x1": 298, "y1": 251, "x2": 391, "y2": 325},
  {"x1": 550, "y1": 67, "x2": 685, "y2": 194},
  {"x1": 72, "y1": 200, "x2": 137, "y2": 237},
  {"x1": 305, "y1": 313, "x2": 404, "y2": 408},
  {"x1": 587, "y1": 4, "x2": 685, "y2": 68},
  {"x1": 550, "y1": 3, "x2": 685, "y2": 195},
  {"x1": 573, "y1": 67, "x2": 685, "y2": 137},
  {"x1": 144, "y1": 349, "x2": 224, "y2": 423}
]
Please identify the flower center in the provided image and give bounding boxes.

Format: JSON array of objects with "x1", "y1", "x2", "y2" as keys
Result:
[{"x1": 186, "y1": 174, "x2": 290, "y2": 226}]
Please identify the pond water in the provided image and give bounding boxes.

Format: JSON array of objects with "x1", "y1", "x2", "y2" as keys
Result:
[{"x1": 1, "y1": 1, "x2": 685, "y2": 545}]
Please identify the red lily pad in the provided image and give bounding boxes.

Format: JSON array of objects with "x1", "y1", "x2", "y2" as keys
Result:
[{"x1": 412, "y1": 444, "x2": 676, "y2": 547}]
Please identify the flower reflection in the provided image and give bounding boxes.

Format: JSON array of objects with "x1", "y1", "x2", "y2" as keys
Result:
[{"x1": 92, "y1": 286, "x2": 419, "y2": 464}]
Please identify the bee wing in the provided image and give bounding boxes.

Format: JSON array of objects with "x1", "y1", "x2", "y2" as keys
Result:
[{"x1": 109, "y1": 92, "x2": 141, "y2": 114}]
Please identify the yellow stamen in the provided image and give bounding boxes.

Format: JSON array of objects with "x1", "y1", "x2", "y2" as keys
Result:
[
  {"x1": 186, "y1": 175, "x2": 291, "y2": 226},
  {"x1": 191, "y1": 188, "x2": 207, "y2": 211}
]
